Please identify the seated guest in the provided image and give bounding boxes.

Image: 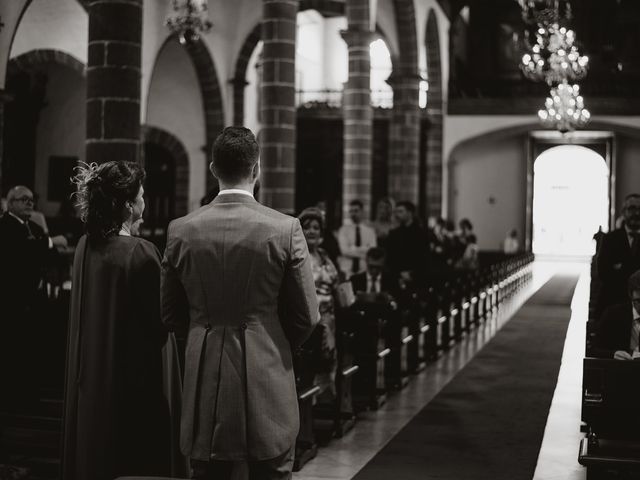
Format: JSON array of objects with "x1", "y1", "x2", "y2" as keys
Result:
[
  {"x1": 386, "y1": 201, "x2": 429, "y2": 286},
  {"x1": 596, "y1": 193, "x2": 640, "y2": 319},
  {"x1": 63, "y1": 161, "x2": 181, "y2": 480},
  {"x1": 0, "y1": 186, "x2": 66, "y2": 413},
  {"x1": 456, "y1": 234, "x2": 479, "y2": 270},
  {"x1": 370, "y1": 197, "x2": 395, "y2": 248},
  {"x1": 593, "y1": 269, "x2": 640, "y2": 360},
  {"x1": 315, "y1": 200, "x2": 342, "y2": 267},
  {"x1": 337, "y1": 199, "x2": 377, "y2": 277},
  {"x1": 299, "y1": 207, "x2": 339, "y2": 400},
  {"x1": 350, "y1": 247, "x2": 396, "y2": 298},
  {"x1": 503, "y1": 229, "x2": 519, "y2": 254}
]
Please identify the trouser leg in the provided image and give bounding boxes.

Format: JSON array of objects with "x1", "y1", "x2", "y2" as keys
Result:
[{"x1": 248, "y1": 446, "x2": 294, "y2": 480}]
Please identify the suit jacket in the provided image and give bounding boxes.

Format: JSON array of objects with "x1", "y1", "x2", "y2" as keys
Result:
[
  {"x1": 593, "y1": 302, "x2": 636, "y2": 359},
  {"x1": 0, "y1": 213, "x2": 51, "y2": 311},
  {"x1": 161, "y1": 193, "x2": 319, "y2": 461},
  {"x1": 596, "y1": 229, "x2": 640, "y2": 317},
  {"x1": 350, "y1": 270, "x2": 396, "y2": 295}
]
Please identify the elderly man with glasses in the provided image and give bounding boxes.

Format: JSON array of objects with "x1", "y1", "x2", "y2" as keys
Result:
[
  {"x1": 0, "y1": 186, "x2": 66, "y2": 416},
  {"x1": 596, "y1": 193, "x2": 640, "y2": 320}
]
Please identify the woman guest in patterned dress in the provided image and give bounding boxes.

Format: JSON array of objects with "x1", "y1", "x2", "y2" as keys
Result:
[{"x1": 298, "y1": 207, "x2": 339, "y2": 400}]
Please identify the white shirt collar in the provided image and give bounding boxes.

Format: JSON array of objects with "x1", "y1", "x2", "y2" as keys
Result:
[
  {"x1": 8, "y1": 211, "x2": 26, "y2": 225},
  {"x1": 218, "y1": 188, "x2": 254, "y2": 198}
]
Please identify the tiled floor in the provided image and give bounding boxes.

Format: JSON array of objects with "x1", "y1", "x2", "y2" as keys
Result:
[{"x1": 295, "y1": 261, "x2": 587, "y2": 480}]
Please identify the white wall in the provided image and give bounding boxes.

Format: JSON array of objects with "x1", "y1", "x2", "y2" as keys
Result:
[
  {"x1": 10, "y1": 0, "x2": 87, "y2": 64},
  {"x1": 146, "y1": 39, "x2": 206, "y2": 212},
  {"x1": 0, "y1": 0, "x2": 29, "y2": 88},
  {"x1": 35, "y1": 63, "x2": 86, "y2": 216},
  {"x1": 448, "y1": 133, "x2": 528, "y2": 250},
  {"x1": 244, "y1": 40, "x2": 262, "y2": 134}
]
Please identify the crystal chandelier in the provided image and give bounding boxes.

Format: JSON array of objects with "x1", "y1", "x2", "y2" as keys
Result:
[
  {"x1": 521, "y1": 24, "x2": 588, "y2": 85},
  {"x1": 165, "y1": 0, "x2": 212, "y2": 45},
  {"x1": 538, "y1": 81, "x2": 590, "y2": 133},
  {"x1": 518, "y1": 0, "x2": 572, "y2": 27}
]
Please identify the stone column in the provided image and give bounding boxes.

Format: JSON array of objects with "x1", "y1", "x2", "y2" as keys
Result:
[
  {"x1": 86, "y1": 0, "x2": 142, "y2": 164},
  {"x1": 260, "y1": 0, "x2": 298, "y2": 213},
  {"x1": 341, "y1": 0, "x2": 374, "y2": 220},
  {"x1": 425, "y1": 110, "x2": 443, "y2": 217},
  {"x1": 387, "y1": 72, "x2": 421, "y2": 205}
]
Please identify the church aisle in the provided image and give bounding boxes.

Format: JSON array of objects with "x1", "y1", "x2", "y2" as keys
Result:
[
  {"x1": 294, "y1": 262, "x2": 568, "y2": 480},
  {"x1": 533, "y1": 263, "x2": 590, "y2": 480}
]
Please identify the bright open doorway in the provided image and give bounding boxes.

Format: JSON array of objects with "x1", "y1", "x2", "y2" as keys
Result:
[{"x1": 533, "y1": 145, "x2": 609, "y2": 257}]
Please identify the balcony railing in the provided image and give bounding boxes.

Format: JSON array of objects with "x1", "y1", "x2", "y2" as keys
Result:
[{"x1": 295, "y1": 89, "x2": 394, "y2": 109}]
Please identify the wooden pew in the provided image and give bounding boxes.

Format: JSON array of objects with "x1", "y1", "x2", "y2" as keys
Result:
[
  {"x1": 578, "y1": 358, "x2": 640, "y2": 479},
  {"x1": 350, "y1": 297, "x2": 392, "y2": 410}
]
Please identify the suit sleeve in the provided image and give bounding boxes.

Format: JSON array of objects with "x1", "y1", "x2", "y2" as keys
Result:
[
  {"x1": 592, "y1": 305, "x2": 621, "y2": 359},
  {"x1": 596, "y1": 233, "x2": 618, "y2": 283},
  {"x1": 279, "y1": 218, "x2": 319, "y2": 349},
  {"x1": 161, "y1": 228, "x2": 190, "y2": 341}
]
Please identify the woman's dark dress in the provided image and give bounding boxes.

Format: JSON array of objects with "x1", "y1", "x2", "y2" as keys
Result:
[{"x1": 63, "y1": 235, "x2": 170, "y2": 480}]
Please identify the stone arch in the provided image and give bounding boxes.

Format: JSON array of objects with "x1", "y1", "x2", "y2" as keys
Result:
[
  {"x1": 3, "y1": 48, "x2": 86, "y2": 195},
  {"x1": 424, "y1": 9, "x2": 443, "y2": 217},
  {"x1": 231, "y1": 24, "x2": 262, "y2": 126},
  {"x1": 141, "y1": 125, "x2": 189, "y2": 217},
  {"x1": 180, "y1": 37, "x2": 225, "y2": 190},
  {"x1": 8, "y1": 49, "x2": 86, "y2": 77}
]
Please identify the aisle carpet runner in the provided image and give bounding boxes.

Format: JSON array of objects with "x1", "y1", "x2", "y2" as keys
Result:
[{"x1": 353, "y1": 274, "x2": 580, "y2": 480}]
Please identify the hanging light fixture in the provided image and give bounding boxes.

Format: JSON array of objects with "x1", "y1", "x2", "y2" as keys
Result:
[
  {"x1": 165, "y1": 0, "x2": 213, "y2": 45},
  {"x1": 521, "y1": 23, "x2": 589, "y2": 85},
  {"x1": 538, "y1": 80, "x2": 590, "y2": 133},
  {"x1": 518, "y1": 0, "x2": 572, "y2": 27}
]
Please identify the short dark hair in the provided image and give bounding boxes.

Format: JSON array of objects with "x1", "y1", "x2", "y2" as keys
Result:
[
  {"x1": 396, "y1": 201, "x2": 416, "y2": 214},
  {"x1": 459, "y1": 218, "x2": 473, "y2": 230},
  {"x1": 366, "y1": 247, "x2": 386, "y2": 261},
  {"x1": 72, "y1": 161, "x2": 145, "y2": 241},
  {"x1": 349, "y1": 199, "x2": 364, "y2": 209},
  {"x1": 624, "y1": 193, "x2": 640, "y2": 206},
  {"x1": 211, "y1": 127, "x2": 259, "y2": 184}
]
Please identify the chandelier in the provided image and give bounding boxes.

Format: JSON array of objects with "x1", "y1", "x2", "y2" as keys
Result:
[
  {"x1": 165, "y1": 0, "x2": 212, "y2": 45},
  {"x1": 521, "y1": 24, "x2": 589, "y2": 85},
  {"x1": 538, "y1": 81, "x2": 590, "y2": 133},
  {"x1": 518, "y1": 0, "x2": 572, "y2": 27}
]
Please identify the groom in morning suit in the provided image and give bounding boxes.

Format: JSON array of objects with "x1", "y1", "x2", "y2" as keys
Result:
[{"x1": 161, "y1": 127, "x2": 319, "y2": 479}]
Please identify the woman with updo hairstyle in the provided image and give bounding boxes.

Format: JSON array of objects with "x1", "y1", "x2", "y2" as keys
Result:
[
  {"x1": 298, "y1": 207, "x2": 339, "y2": 401},
  {"x1": 63, "y1": 161, "x2": 180, "y2": 480}
]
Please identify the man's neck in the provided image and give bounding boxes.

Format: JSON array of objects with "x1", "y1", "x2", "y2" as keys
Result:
[{"x1": 218, "y1": 183, "x2": 254, "y2": 195}]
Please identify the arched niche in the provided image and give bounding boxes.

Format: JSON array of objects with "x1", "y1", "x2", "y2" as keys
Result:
[
  {"x1": 3, "y1": 49, "x2": 86, "y2": 216},
  {"x1": 146, "y1": 36, "x2": 225, "y2": 210}
]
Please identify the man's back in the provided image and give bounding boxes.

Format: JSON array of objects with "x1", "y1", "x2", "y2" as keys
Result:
[{"x1": 162, "y1": 193, "x2": 318, "y2": 462}]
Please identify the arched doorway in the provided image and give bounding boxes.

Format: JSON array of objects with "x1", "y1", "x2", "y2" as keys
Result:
[{"x1": 533, "y1": 145, "x2": 609, "y2": 257}]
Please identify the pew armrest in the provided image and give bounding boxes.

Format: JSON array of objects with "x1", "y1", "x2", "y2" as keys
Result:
[{"x1": 299, "y1": 385, "x2": 321, "y2": 401}]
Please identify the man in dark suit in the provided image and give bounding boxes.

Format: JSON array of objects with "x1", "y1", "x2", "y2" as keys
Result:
[
  {"x1": 0, "y1": 186, "x2": 65, "y2": 416},
  {"x1": 350, "y1": 246, "x2": 396, "y2": 298},
  {"x1": 386, "y1": 201, "x2": 429, "y2": 287},
  {"x1": 593, "y1": 270, "x2": 640, "y2": 360},
  {"x1": 161, "y1": 127, "x2": 319, "y2": 480},
  {"x1": 596, "y1": 193, "x2": 640, "y2": 318}
]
